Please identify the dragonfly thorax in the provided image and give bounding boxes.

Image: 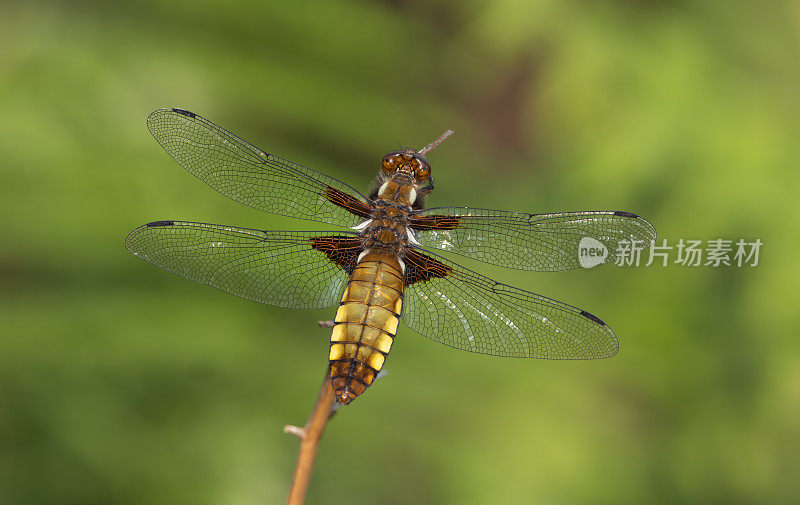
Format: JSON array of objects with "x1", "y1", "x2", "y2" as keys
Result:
[
  {"x1": 361, "y1": 201, "x2": 412, "y2": 255},
  {"x1": 377, "y1": 178, "x2": 417, "y2": 206}
]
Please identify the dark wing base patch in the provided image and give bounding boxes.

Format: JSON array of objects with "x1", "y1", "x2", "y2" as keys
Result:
[
  {"x1": 324, "y1": 186, "x2": 372, "y2": 219},
  {"x1": 409, "y1": 214, "x2": 461, "y2": 231},
  {"x1": 311, "y1": 235, "x2": 364, "y2": 274},
  {"x1": 403, "y1": 249, "x2": 452, "y2": 284}
]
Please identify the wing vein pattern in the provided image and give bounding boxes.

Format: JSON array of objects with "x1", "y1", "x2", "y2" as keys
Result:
[
  {"x1": 402, "y1": 248, "x2": 618, "y2": 359},
  {"x1": 147, "y1": 108, "x2": 371, "y2": 227},
  {"x1": 412, "y1": 207, "x2": 656, "y2": 271},
  {"x1": 125, "y1": 221, "x2": 360, "y2": 309}
]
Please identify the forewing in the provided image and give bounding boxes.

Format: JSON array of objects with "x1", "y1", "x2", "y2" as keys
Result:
[
  {"x1": 402, "y1": 248, "x2": 618, "y2": 359},
  {"x1": 125, "y1": 221, "x2": 361, "y2": 309},
  {"x1": 410, "y1": 208, "x2": 656, "y2": 271},
  {"x1": 147, "y1": 108, "x2": 372, "y2": 227}
]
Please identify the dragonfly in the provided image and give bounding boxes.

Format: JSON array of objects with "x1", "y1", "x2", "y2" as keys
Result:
[{"x1": 126, "y1": 108, "x2": 656, "y2": 405}]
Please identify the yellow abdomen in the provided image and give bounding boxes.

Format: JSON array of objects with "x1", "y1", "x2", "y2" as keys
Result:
[{"x1": 329, "y1": 251, "x2": 404, "y2": 404}]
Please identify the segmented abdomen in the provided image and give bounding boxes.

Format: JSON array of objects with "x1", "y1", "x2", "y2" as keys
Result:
[{"x1": 329, "y1": 251, "x2": 404, "y2": 404}]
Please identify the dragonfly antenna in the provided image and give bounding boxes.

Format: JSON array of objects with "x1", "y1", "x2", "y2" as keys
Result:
[{"x1": 418, "y1": 129, "x2": 454, "y2": 155}]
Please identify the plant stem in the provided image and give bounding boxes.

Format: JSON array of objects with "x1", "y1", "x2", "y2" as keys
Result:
[
  {"x1": 418, "y1": 129, "x2": 454, "y2": 155},
  {"x1": 284, "y1": 370, "x2": 336, "y2": 505}
]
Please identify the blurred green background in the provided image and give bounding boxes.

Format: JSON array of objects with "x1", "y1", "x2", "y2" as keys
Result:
[{"x1": 2, "y1": 1, "x2": 799, "y2": 504}]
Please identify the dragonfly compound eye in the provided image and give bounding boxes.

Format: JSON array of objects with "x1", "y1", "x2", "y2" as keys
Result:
[
  {"x1": 381, "y1": 151, "x2": 404, "y2": 175},
  {"x1": 412, "y1": 157, "x2": 431, "y2": 183}
]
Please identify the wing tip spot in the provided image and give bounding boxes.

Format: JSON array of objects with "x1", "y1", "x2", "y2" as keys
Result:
[
  {"x1": 613, "y1": 211, "x2": 638, "y2": 218},
  {"x1": 172, "y1": 108, "x2": 196, "y2": 118},
  {"x1": 146, "y1": 220, "x2": 175, "y2": 227},
  {"x1": 580, "y1": 310, "x2": 606, "y2": 326}
]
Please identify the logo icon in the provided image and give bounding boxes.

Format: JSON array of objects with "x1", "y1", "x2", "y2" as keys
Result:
[{"x1": 578, "y1": 237, "x2": 608, "y2": 268}]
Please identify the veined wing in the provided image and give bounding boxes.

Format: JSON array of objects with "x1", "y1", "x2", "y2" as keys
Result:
[
  {"x1": 402, "y1": 248, "x2": 618, "y2": 359},
  {"x1": 409, "y1": 208, "x2": 656, "y2": 271},
  {"x1": 147, "y1": 108, "x2": 372, "y2": 227},
  {"x1": 125, "y1": 221, "x2": 362, "y2": 309}
]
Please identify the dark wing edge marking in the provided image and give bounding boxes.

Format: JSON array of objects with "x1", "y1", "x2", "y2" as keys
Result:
[
  {"x1": 409, "y1": 207, "x2": 657, "y2": 272},
  {"x1": 172, "y1": 108, "x2": 196, "y2": 118},
  {"x1": 146, "y1": 108, "x2": 373, "y2": 227},
  {"x1": 146, "y1": 220, "x2": 175, "y2": 227},
  {"x1": 401, "y1": 247, "x2": 618, "y2": 359},
  {"x1": 580, "y1": 310, "x2": 605, "y2": 325},
  {"x1": 125, "y1": 220, "x2": 360, "y2": 309}
]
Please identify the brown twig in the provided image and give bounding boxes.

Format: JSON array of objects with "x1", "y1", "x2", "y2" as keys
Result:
[
  {"x1": 283, "y1": 366, "x2": 336, "y2": 505},
  {"x1": 418, "y1": 129, "x2": 454, "y2": 155}
]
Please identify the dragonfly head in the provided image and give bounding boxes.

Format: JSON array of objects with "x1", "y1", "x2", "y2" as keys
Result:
[{"x1": 380, "y1": 149, "x2": 431, "y2": 185}]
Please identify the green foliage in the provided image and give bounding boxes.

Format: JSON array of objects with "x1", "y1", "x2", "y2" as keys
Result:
[{"x1": 1, "y1": 1, "x2": 798, "y2": 504}]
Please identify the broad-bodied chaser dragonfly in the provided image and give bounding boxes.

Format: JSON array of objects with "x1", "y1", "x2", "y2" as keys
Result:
[{"x1": 126, "y1": 108, "x2": 656, "y2": 405}]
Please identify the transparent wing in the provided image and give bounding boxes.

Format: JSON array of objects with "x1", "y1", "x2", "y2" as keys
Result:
[
  {"x1": 410, "y1": 208, "x2": 656, "y2": 271},
  {"x1": 402, "y1": 248, "x2": 618, "y2": 359},
  {"x1": 147, "y1": 108, "x2": 372, "y2": 227},
  {"x1": 125, "y1": 220, "x2": 361, "y2": 309}
]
